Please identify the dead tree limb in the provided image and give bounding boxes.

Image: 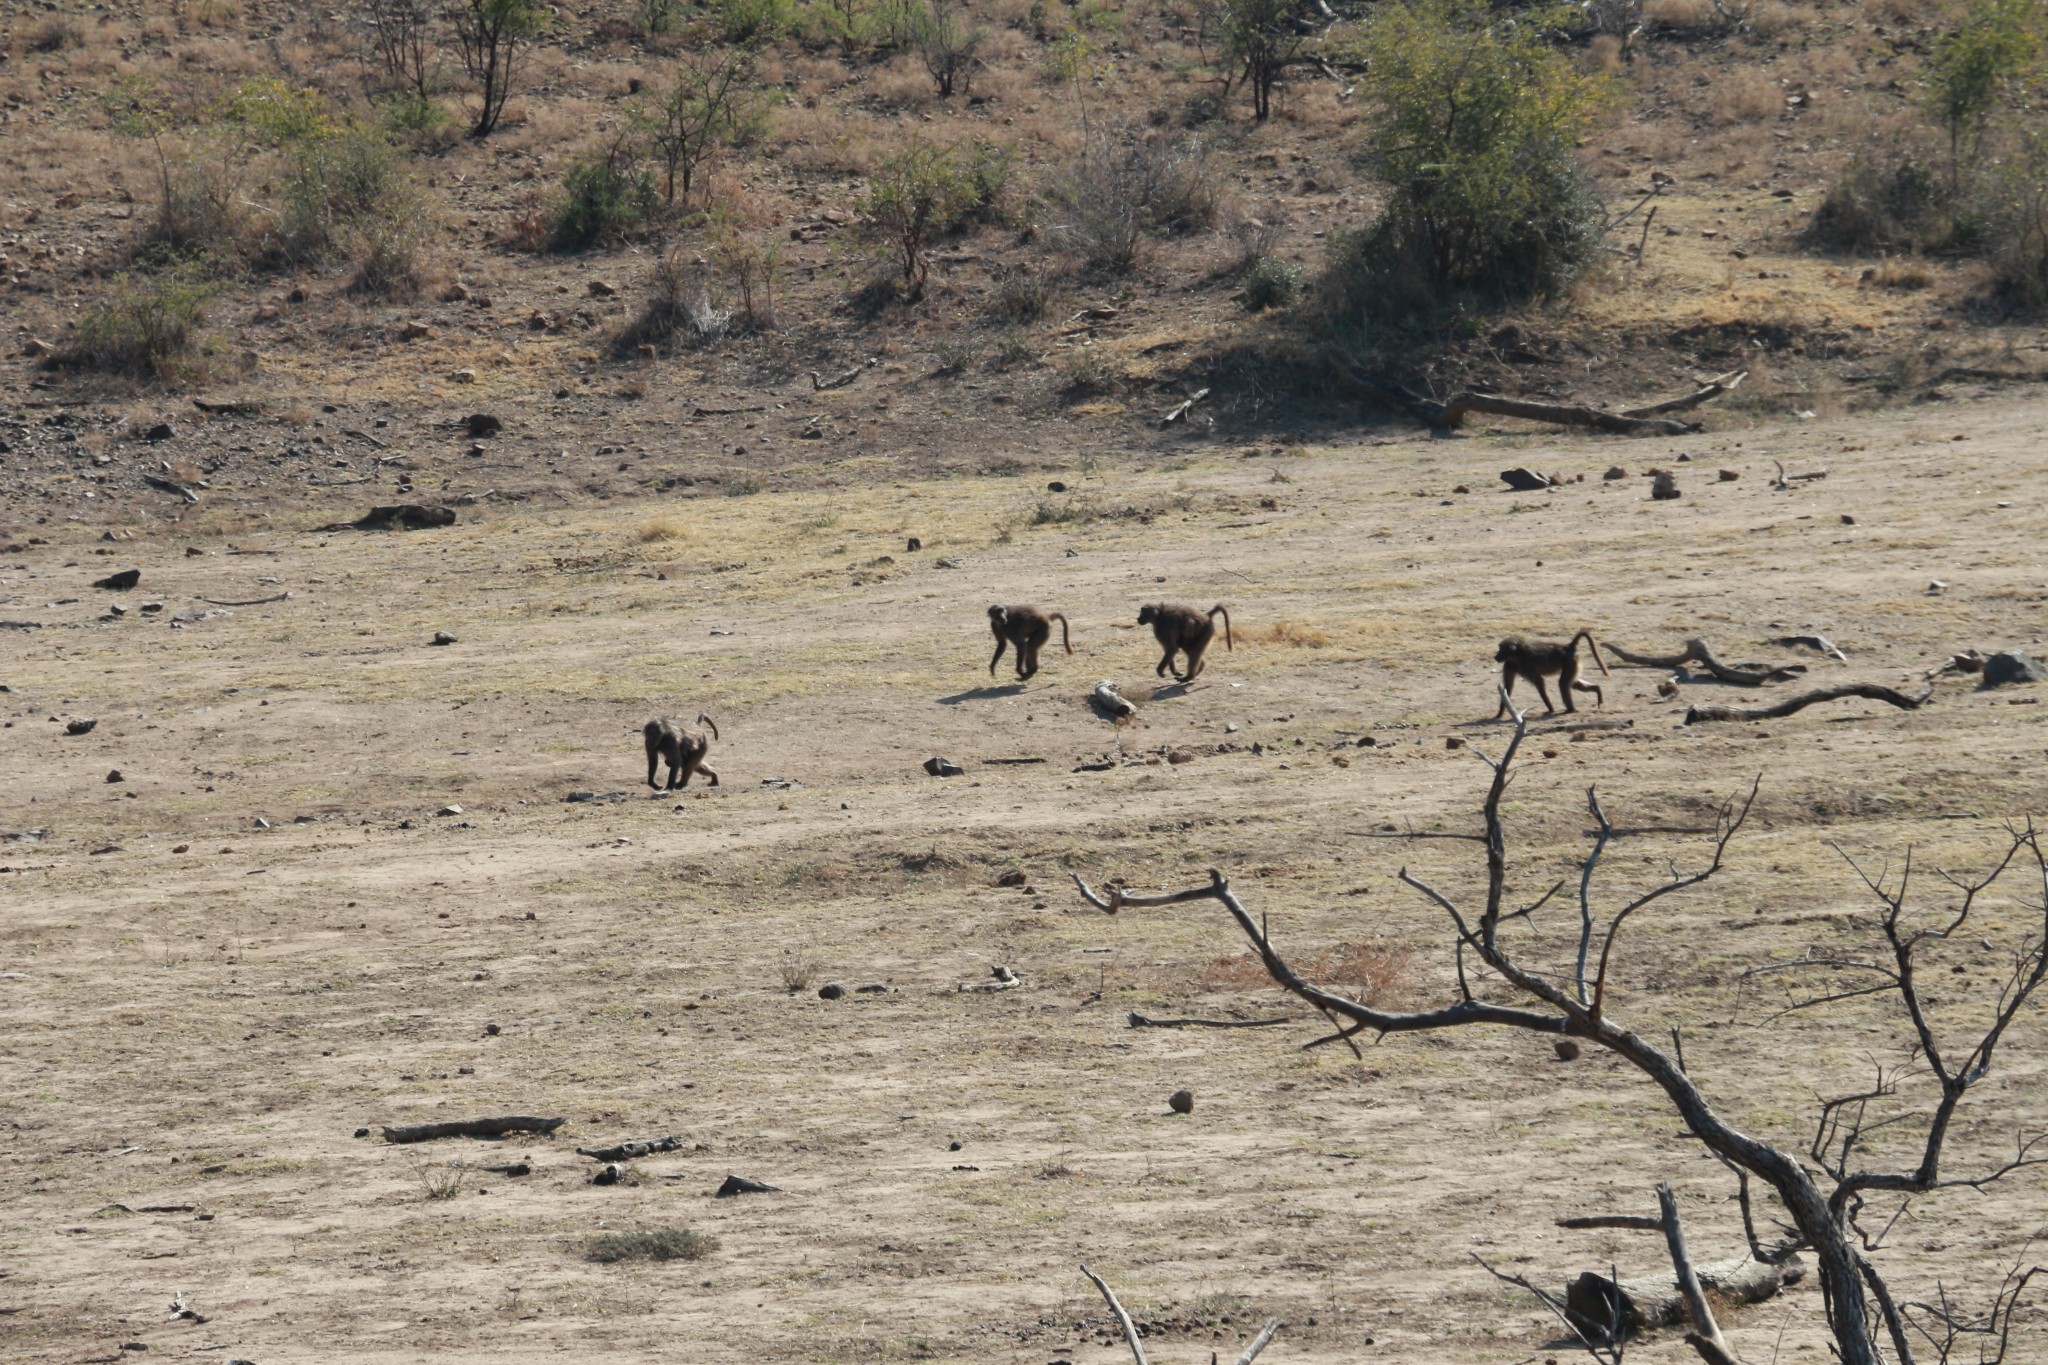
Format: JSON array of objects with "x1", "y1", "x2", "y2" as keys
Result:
[
  {"x1": 196, "y1": 593, "x2": 291, "y2": 607},
  {"x1": 1566, "y1": 1250, "x2": 1795, "y2": 1340},
  {"x1": 1069, "y1": 710, "x2": 2048, "y2": 1365},
  {"x1": 1234, "y1": 1318, "x2": 1283, "y2": 1365},
  {"x1": 1657, "y1": 1182, "x2": 1741, "y2": 1365},
  {"x1": 1126, "y1": 1011, "x2": 1296, "y2": 1029},
  {"x1": 1606, "y1": 637, "x2": 1806, "y2": 685},
  {"x1": 1079, "y1": 1264, "x2": 1149, "y2": 1365},
  {"x1": 379, "y1": 1115, "x2": 565, "y2": 1144},
  {"x1": 1684, "y1": 683, "x2": 1934, "y2": 724},
  {"x1": 1324, "y1": 350, "x2": 1737, "y2": 437},
  {"x1": 576, "y1": 1135, "x2": 683, "y2": 1161},
  {"x1": 143, "y1": 474, "x2": 201, "y2": 503},
  {"x1": 1617, "y1": 370, "x2": 1747, "y2": 418},
  {"x1": 1092, "y1": 681, "x2": 1138, "y2": 721}
]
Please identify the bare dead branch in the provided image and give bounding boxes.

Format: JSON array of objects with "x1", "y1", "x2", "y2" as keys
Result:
[
  {"x1": 1079, "y1": 1263, "x2": 1148, "y2": 1365},
  {"x1": 1683, "y1": 683, "x2": 1933, "y2": 724},
  {"x1": 1606, "y1": 636, "x2": 1807, "y2": 686},
  {"x1": 1125, "y1": 1012, "x2": 1296, "y2": 1030},
  {"x1": 1233, "y1": 1318, "x2": 1283, "y2": 1365}
]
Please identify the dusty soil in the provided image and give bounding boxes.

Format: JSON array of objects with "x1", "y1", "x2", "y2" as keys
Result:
[{"x1": 5, "y1": 385, "x2": 2047, "y2": 1364}]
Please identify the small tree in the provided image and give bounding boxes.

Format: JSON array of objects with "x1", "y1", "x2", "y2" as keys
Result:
[
  {"x1": 1199, "y1": 0, "x2": 1304, "y2": 121},
  {"x1": 909, "y1": 0, "x2": 985, "y2": 98},
  {"x1": 364, "y1": 0, "x2": 439, "y2": 100},
  {"x1": 1071, "y1": 715, "x2": 2048, "y2": 1365},
  {"x1": 452, "y1": 0, "x2": 542, "y2": 138},
  {"x1": 637, "y1": 50, "x2": 769, "y2": 208},
  {"x1": 861, "y1": 141, "x2": 980, "y2": 299},
  {"x1": 1927, "y1": 0, "x2": 2043, "y2": 190},
  {"x1": 1322, "y1": 0, "x2": 1608, "y2": 327}
]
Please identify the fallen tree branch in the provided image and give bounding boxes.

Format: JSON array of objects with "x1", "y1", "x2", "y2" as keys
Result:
[
  {"x1": 576, "y1": 1135, "x2": 683, "y2": 1161},
  {"x1": 808, "y1": 367, "x2": 862, "y2": 391},
  {"x1": 1617, "y1": 370, "x2": 1747, "y2": 418},
  {"x1": 1126, "y1": 1011, "x2": 1296, "y2": 1030},
  {"x1": 1234, "y1": 1318, "x2": 1283, "y2": 1365},
  {"x1": 1092, "y1": 681, "x2": 1138, "y2": 721},
  {"x1": 1160, "y1": 387, "x2": 1211, "y2": 428},
  {"x1": 1080, "y1": 1263, "x2": 1150, "y2": 1365},
  {"x1": 1325, "y1": 350, "x2": 1733, "y2": 437},
  {"x1": 196, "y1": 593, "x2": 290, "y2": 607},
  {"x1": 694, "y1": 403, "x2": 767, "y2": 416},
  {"x1": 1772, "y1": 460, "x2": 1829, "y2": 488},
  {"x1": 715, "y1": 1174, "x2": 782, "y2": 1197},
  {"x1": 1567, "y1": 1249, "x2": 1798, "y2": 1341},
  {"x1": 1684, "y1": 683, "x2": 1934, "y2": 725},
  {"x1": 143, "y1": 474, "x2": 200, "y2": 503},
  {"x1": 379, "y1": 1115, "x2": 566, "y2": 1144},
  {"x1": 1772, "y1": 634, "x2": 1849, "y2": 662},
  {"x1": 1607, "y1": 637, "x2": 1807, "y2": 685}
]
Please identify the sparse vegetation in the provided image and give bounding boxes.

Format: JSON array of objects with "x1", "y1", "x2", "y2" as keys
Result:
[
  {"x1": 552, "y1": 133, "x2": 661, "y2": 250},
  {"x1": 909, "y1": 0, "x2": 986, "y2": 98},
  {"x1": 1239, "y1": 255, "x2": 1299, "y2": 312},
  {"x1": 1198, "y1": 0, "x2": 1303, "y2": 121},
  {"x1": 452, "y1": 0, "x2": 544, "y2": 137},
  {"x1": 408, "y1": 1157, "x2": 466, "y2": 1200},
  {"x1": 638, "y1": 51, "x2": 771, "y2": 209},
  {"x1": 779, "y1": 946, "x2": 824, "y2": 991},
  {"x1": 587, "y1": 1227, "x2": 718, "y2": 1262},
  {"x1": 860, "y1": 140, "x2": 989, "y2": 299},
  {"x1": 1040, "y1": 123, "x2": 1216, "y2": 273},
  {"x1": 60, "y1": 269, "x2": 214, "y2": 383}
]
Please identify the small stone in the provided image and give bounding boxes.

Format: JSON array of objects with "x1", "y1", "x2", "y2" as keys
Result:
[
  {"x1": 173, "y1": 844, "x2": 189, "y2": 853},
  {"x1": 1451, "y1": 484, "x2": 1470, "y2": 495},
  {"x1": 819, "y1": 983, "x2": 846, "y2": 1000},
  {"x1": 591, "y1": 1163, "x2": 623, "y2": 1185},
  {"x1": 144, "y1": 422, "x2": 175, "y2": 442},
  {"x1": 1841, "y1": 513, "x2": 1856, "y2": 525},
  {"x1": 438, "y1": 804, "x2": 463, "y2": 816},
  {"x1": 1658, "y1": 680, "x2": 1680, "y2": 698},
  {"x1": 1047, "y1": 480, "x2": 1067, "y2": 492},
  {"x1": 1927, "y1": 580, "x2": 1948, "y2": 595},
  {"x1": 398, "y1": 319, "x2": 432, "y2": 341},
  {"x1": 105, "y1": 769, "x2": 123, "y2": 783},
  {"x1": 1500, "y1": 467, "x2": 1550, "y2": 492},
  {"x1": 1331, "y1": 754, "x2": 1350, "y2": 767},
  {"x1": 65, "y1": 718, "x2": 97, "y2": 735},
  {"x1": 1603, "y1": 466, "x2": 1627, "y2": 480},
  {"x1": 1982, "y1": 651, "x2": 2046, "y2": 687},
  {"x1": 1555, "y1": 1038, "x2": 1581, "y2": 1061},
  {"x1": 996, "y1": 869, "x2": 1027, "y2": 887},
  {"x1": 450, "y1": 369, "x2": 477, "y2": 384},
  {"x1": 905, "y1": 537, "x2": 921, "y2": 552},
  {"x1": 93, "y1": 568, "x2": 141, "y2": 590},
  {"x1": 465, "y1": 413, "x2": 503, "y2": 438},
  {"x1": 432, "y1": 631, "x2": 457, "y2": 646},
  {"x1": 1356, "y1": 735, "x2": 1375, "y2": 747},
  {"x1": 1166, "y1": 749, "x2": 1193, "y2": 765},
  {"x1": 923, "y1": 756, "x2": 964, "y2": 777},
  {"x1": 565, "y1": 791, "x2": 597, "y2": 803},
  {"x1": 139, "y1": 601, "x2": 164, "y2": 614},
  {"x1": 1445, "y1": 735, "x2": 1464, "y2": 750},
  {"x1": 254, "y1": 817, "x2": 271, "y2": 829},
  {"x1": 1719, "y1": 469, "x2": 1740, "y2": 481},
  {"x1": 1168, "y1": 1089, "x2": 1195, "y2": 1115},
  {"x1": 588, "y1": 279, "x2": 617, "y2": 297},
  {"x1": 1651, "y1": 470, "x2": 1680, "y2": 500}
]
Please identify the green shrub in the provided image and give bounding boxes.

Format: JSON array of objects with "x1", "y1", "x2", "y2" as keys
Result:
[
  {"x1": 348, "y1": 214, "x2": 429, "y2": 299},
  {"x1": 1318, "y1": 0, "x2": 1608, "y2": 331},
  {"x1": 860, "y1": 140, "x2": 987, "y2": 298},
  {"x1": 551, "y1": 137, "x2": 659, "y2": 250},
  {"x1": 280, "y1": 125, "x2": 409, "y2": 262},
  {"x1": 1240, "y1": 255, "x2": 1300, "y2": 311},
  {"x1": 587, "y1": 1226, "x2": 718, "y2": 1263},
  {"x1": 908, "y1": 0, "x2": 985, "y2": 98},
  {"x1": 63, "y1": 269, "x2": 213, "y2": 382},
  {"x1": 718, "y1": 0, "x2": 795, "y2": 42},
  {"x1": 1927, "y1": 0, "x2": 2043, "y2": 185}
]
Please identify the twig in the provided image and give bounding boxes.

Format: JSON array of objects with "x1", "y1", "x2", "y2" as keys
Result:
[
  {"x1": 1684, "y1": 684, "x2": 1933, "y2": 725},
  {"x1": 143, "y1": 474, "x2": 200, "y2": 503},
  {"x1": 1080, "y1": 1263, "x2": 1149, "y2": 1365},
  {"x1": 1659, "y1": 1182, "x2": 1740, "y2": 1365},
  {"x1": 1126, "y1": 1011, "x2": 1295, "y2": 1030},
  {"x1": 196, "y1": 593, "x2": 291, "y2": 607}
]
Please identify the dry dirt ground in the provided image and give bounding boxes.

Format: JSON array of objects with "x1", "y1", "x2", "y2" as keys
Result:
[{"x1": 4, "y1": 389, "x2": 2048, "y2": 1364}]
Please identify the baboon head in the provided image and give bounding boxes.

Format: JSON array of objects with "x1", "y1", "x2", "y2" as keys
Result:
[
  {"x1": 1137, "y1": 604, "x2": 1160, "y2": 627},
  {"x1": 988, "y1": 605, "x2": 1007, "y2": 626},
  {"x1": 1495, "y1": 638, "x2": 1520, "y2": 664}
]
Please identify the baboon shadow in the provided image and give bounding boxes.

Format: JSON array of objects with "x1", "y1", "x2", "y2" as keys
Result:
[
  {"x1": 1150, "y1": 680, "x2": 1199, "y2": 700},
  {"x1": 937, "y1": 684, "x2": 1028, "y2": 705}
]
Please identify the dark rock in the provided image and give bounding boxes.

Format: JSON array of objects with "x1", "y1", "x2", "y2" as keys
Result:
[
  {"x1": 464, "y1": 413, "x2": 503, "y2": 438},
  {"x1": 65, "y1": 718, "x2": 97, "y2": 735},
  {"x1": 356, "y1": 505, "x2": 455, "y2": 530},
  {"x1": 93, "y1": 568, "x2": 141, "y2": 590},
  {"x1": 714, "y1": 1174, "x2": 782, "y2": 1197},
  {"x1": 923, "y1": 756, "x2": 964, "y2": 777},
  {"x1": 818, "y1": 983, "x2": 846, "y2": 1000},
  {"x1": 996, "y1": 869, "x2": 1027, "y2": 887},
  {"x1": 144, "y1": 422, "x2": 175, "y2": 442},
  {"x1": 905, "y1": 536, "x2": 921, "y2": 551},
  {"x1": 1047, "y1": 480, "x2": 1067, "y2": 492},
  {"x1": 432, "y1": 631, "x2": 457, "y2": 646},
  {"x1": 1982, "y1": 651, "x2": 2046, "y2": 687},
  {"x1": 565, "y1": 791, "x2": 597, "y2": 803},
  {"x1": 1168, "y1": 1089, "x2": 1195, "y2": 1115},
  {"x1": 1603, "y1": 465, "x2": 1627, "y2": 480},
  {"x1": 1500, "y1": 468, "x2": 1550, "y2": 492},
  {"x1": 1555, "y1": 1038, "x2": 1581, "y2": 1061},
  {"x1": 105, "y1": 769, "x2": 123, "y2": 783},
  {"x1": 591, "y1": 1163, "x2": 623, "y2": 1185}
]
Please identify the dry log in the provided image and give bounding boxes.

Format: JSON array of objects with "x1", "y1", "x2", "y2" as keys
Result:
[
  {"x1": 1566, "y1": 1252, "x2": 1800, "y2": 1337},
  {"x1": 1160, "y1": 387, "x2": 1210, "y2": 427},
  {"x1": 808, "y1": 367, "x2": 862, "y2": 391},
  {"x1": 1607, "y1": 637, "x2": 1806, "y2": 686},
  {"x1": 1092, "y1": 681, "x2": 1138, "y2": 720},
  {"x1": 143, "y1": 474, "x2": 200, "y2": 503},
  {"x1": 1543, "y1": 717, "x2": 1635, "y2": 733},
  {"x1": 1080, "y1": 1263, "x2": 1150, "y2": 1365},
  {"x1": 379, "y1": 1115, "x2": 565, "y2": 1144},
  {"x1": 576, "y1": 1135, "x2": 683, "y2": 1161},
  {"x1": 1618, "y1": 370, "x2": 1746, "y2": 417},
  {"x1": 1127, "y1": 1011, "x2": 1296, "y2": 1030},
  {"x1": 694, "y1": 403, "x2": 767, "y2": 416},
  {"x1": 1771, "y1": 460, "x2": 1829, "y2": 488},
  {"x1": 959, "y1": 965, "x2": 1021, "y2": 993},
  {"x1": 1684, "y1": 683, "x2": 1933, "y2": 725},
  {"x1": 1234, "y1": 1319, "x2": 1283, "y2": 1365},
  {"x1": 980, "y1": 757, "x2": 1047, "y2": 765},
  {"x1": 197, "y1": 593, "x2": 291, "y2": 607}
]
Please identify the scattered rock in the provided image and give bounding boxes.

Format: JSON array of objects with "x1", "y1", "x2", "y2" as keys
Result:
[
  {"x1": 105, "y1": 769, "x2": 123, "y2": 783},
  {"x1": 1928, "y1": 580, "x2": 1948, "y2": 595},
  {"x1": 591, "y1": 1163, "x2": 624, "y2": 1186},
  {"x1": 20, "y1": 337, "x2": 54, "y2": 359},
  {"x1": 1047, "y1": 480, "x2": 1067, "y2": 492},
  {"x1": 1603, "y1": 466, "x2": 1627, "y2": 480},
  {"x1": 819, "y1": 983, "x2": 847, "y2": 1000},
  {"x1": 1651, "y1": 470, "x2": 1681, "y2": 500},
  {"x1": 923, "y1": 755, "x2": 964, "y2": 777},
  {"x1": 714, "y1": 1174, "x2": 782, "y2": 1198},
  {"x1": 1555, "y1": 1038, "x2": 1581, "y2": 1062},
  {"x1": 450, "y1": 368, "x2": 477, "y2": 384},
  {"x1": 1500, "y1": 468, "x2": 1550, "y2": 492},
  {"x1": 588, "y1": 279, "x2": 617, "y2": 297},
  {"x1": 485, "y1": 1023, "x2": 501, "y2": 1035},
  {"x1": 1166, "y1": 749, "x2": 1193, "y2": 765},
  {"x1": 253, "y1": 817, "x2": 271, "y2": 830},
  {"x1": 432, "y1": 631, "x2": 457, "y2": 646},
  {"x1": 1445, "y1": 735, "x2": 1464, "y2": 750},
  {"x1": 65, "y1": 718, "x2": 97, "y2": 735},
  {"x1": 398, "y1": 320, "x2": 432, "y2": 341},
  {"x1": 1657, "y1": 680, "x2": 1679, "y2": 698},
  {"x1": 1451, "y1": 484, "x2": 1470, "y2": 495},
  {"x1": 1982, "y1": 651, "x2": 2045, "y2": 687},
  {"x1": 139, "y1": 601, "x2": 163, "y2": 614},
  {"x1": 565, "y1": 791, "x2": 597, "y2": 803},
  {"x1": 144, "y1": 422, "x2": 175, "y2": 442},
  {"x1": 464, "y1": 413, "x2": 503, "y2": 438},
  {"x1": 905, "y1": 536, "x2": 922, "y2": 551},
  {"x1": 1718, "y1": 469, "x2": 1740, "y2": 481},
  {"x1": 933, "y1": 556, "x2": 963, "y2": 569},
  {"x1": 438, "y1": 804, "x2": 464, "y2": 816},
  {"x1": 996, "y1": 869, "x2": 1027, "y2": 887},
  {"x1": 93, "y1": 568, "x2": 141, "y2": 590},
  {"x1": 1168, "y1": 1089, "x2": 1195, "y2": 1115},
  {"x1": 1841, "y1": 514, "x2": 1856, "y2": 525},
  {"x1": 1356, "y1": 735, "x2": 1375, "y2": 747},
  {"x1": 856, "y1": 983, "x2": 887, "y2": 994}
]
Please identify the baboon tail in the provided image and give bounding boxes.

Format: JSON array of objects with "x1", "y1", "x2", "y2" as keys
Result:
[
  {"x1": 1571, "y1": 630, "x2": 1611, "y2": 676},
  {"x1": 1210, "y1": 605, "x2": 1232, "y2": 651},
  {"x1": 696, "y1": 713, "x2": 720, "y2": 741},
  {"x1": 1049, "y1": 612, "x2": 1073, "y2": 653}
]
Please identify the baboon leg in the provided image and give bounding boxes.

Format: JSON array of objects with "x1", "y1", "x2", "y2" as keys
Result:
[
  {"x1": 1495, "y1": 665, "x2": 1518, "y2": 719},
  {"x1": 1533, "y1": 675, "x2": 1559, "y2": 714},
  {"x1": 1019, "y1": 641, "x2": 1039, "y2": 680},
  {"x1": 989, "y1": 636, "x2": 1008, "y2": 677},
  {"x1": 647, "y1": 739, "x2": 662, "y2": 790},
  {"x1": 698, "y1": 762, "x2": 719, "y2": 788},
  {"x1": 1157, "y1": 647, "x2": 1176, "y2": 678},
  {"x1": 1559, "y1": 659, "x2": 1581, "y2": 714},
  {"x1": 1183, "y1": 642, "x2": 1207, "y2": 680},
  {"x1": 1572, "y1": 679, "x2": 1605, "y2": 709}
]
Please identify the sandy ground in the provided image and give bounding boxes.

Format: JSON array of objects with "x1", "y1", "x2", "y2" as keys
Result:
[{"x1": 4, "y1": 390, "x2": 2047, "y2": 1364}]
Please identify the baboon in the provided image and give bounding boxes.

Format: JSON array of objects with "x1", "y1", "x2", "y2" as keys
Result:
[
  {"x1": 644, "y1": 714, "x2": 720, "y2": 790},
  {"x1": 1493, "y1": 631, "x2": 1611, "y2": 718},
  {"x1": 1138, "y1": 602, "x2": 1233, "y2": 681},
  {"x1": 987, "y1": 605, "x2": 1072, "y2": 681}
]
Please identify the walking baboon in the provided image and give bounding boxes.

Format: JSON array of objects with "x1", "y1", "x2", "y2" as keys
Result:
[
  {"x1": 1493, "y1": 632, "x2": 1611, "y2": 718},
  {"x1": 987, "y1": 605, "x2": 1072, "y2": 680},
  {"x1": 1138, "y1": 602, "x2": 1232, "y2": 681},
  {"x1": 644, "y1": 714, "x2": 720, "y2": 790}
]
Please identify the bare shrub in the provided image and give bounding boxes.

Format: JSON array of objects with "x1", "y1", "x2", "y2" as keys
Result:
[
  {"x1": 60, "y1": 269, "x2": 213, "y2": 383},
  {"x1": 619, "y1": 243, "x2": 734, "y2": 350},
  {"x1": 363, "y1": 0, "x2": 440, "y2": 99},
  {"x1": 909, "y1": 0, "x2": 985, "y2": 98},
  {"x1": 779, "y1": 947, "x2": 824, "y2": 992},
  {"x1": 452, "y1": 0, "x2": 544, "y2": 137},
  {"x1": 1040, "y1": 122, "x2": 1216, "y2": 273},
  {"x1": 638, "y1": 49, "x2": 771, "y2": 209},
  {"x1": 587, "y1": 1227, "x2": 718, "y2": 1263}
]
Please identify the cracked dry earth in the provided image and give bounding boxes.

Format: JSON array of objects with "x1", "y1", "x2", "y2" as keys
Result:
[{"x1": 3, "y1": 392, "x2": 2047, "y2": 1364}]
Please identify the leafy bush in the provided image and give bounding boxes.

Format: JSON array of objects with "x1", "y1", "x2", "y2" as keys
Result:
[
  {"x1": 908, "y1": 0, "x2": 986, "y2": 98},
  {"x1": 1803, "y1": 155, "x2": 1954, "y2": 254},
  {"x1": 1197, "y1": 0, "x2": 1303, "y2": 120},
  {"x1": 1318, "y1": 0, "x2": 1608, "y2": 330},
  {"x1": 1927, "y1": 0, "x2": 2042, "y2": 184},
  {"x1": 860, "y1": 140, "x2": 989, "y2": 298},
  {"x1": 1240, "y1": 255, "x2": 1300, "y2": 311},
  {"x1": 637, "y1": 51, "x2": 771, "y2": 208},
  {"x1": 587, "y1": 1227, "x2": 718, "y2": 1263},
  {"x1": 280, "y1": 125, "x2": 410, "y2": 262},
  {"x1": 62, "y1": 269, "x2": 213, "y2": 382},
  {"x1": 551, "y1": 136, "x2": 660, "y2": 250},
  {"x1": 718, "y1": 0, "x2": 795, "y2": 43},
  {"x1": 1040, "y1": 123, "x2": 1216, "y2": 272},
  {"x1": 348, "y1": 214, "x2": 429, "y2": 299}
]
